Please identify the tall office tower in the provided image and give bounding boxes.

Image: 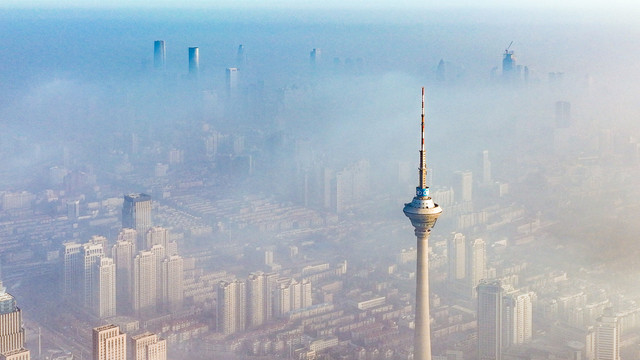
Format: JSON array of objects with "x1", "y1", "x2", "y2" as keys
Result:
[
  {"x1": 466, "y1": 238, "x2": 486, "y2": 296},
  {"x1": 146, "y1": 227, "x2": 168, "y2": 251},
  {"x1": 133, "y1": 251, "x2": 156, "y2": 316},
  {"x1": 92, "y1": 324, "x2": 126, "y2": 360},
  {"x1": 97, "y1": 257, "x2": 117, "y2": 318},
  {"x1": 481, "y1": 150, "x2": 491, "y2": 184},
  {"x1": 188, "y1": 47, "x2": 199, "y2": 76},
  {"x1": 455, "y1": 170, "x2": 473, "y2": 203},
  {"x1": 63, "y1": 242, "x2": 83, "y2": 300},
  {"x1": 122, "y1": 194, "x2": 152, "y2": 250},
  {"x1": 226, "y1": 68, "x2": 238, "y2": 95},
  {"x1": 502, "y1": 291, "x2": 532, "y2": 348},
  {"x1": 162, "y1": 255, "x2": 184, "y2": 312},
  {"x1": 83, "y1": 242, "x2": 105, "y2": 309},
  {"x1": 477, "y1": 280, "x2": 504, "y2": 360},
  {"x1": 447, "y1": 233, "x2": 466, "y2": 282},
  {"x1": 236, "y1": 44, "x2": 246, "y2": 67},
  {"x1": 403, "y1": 88, "x2": 442, "y2": 360},
  {"x1": 112, "y1": 238, "x2": 134, "y2": 314},
  {"x1": 555, "y1": 101, "x2": 572, "y2": 128},
  {"x1": 310, "y1": 48, "x2": 321, "y2": 66},
  {"x1": 0, "y1": 348, "x2": 30, "y2": 360},
  {"x1": 153, "y1": 40, "x2": 166, "y2": 70},
  {"x1": 0, "y1": 288, "x2": 25, "y2": 354},
  {"x1": 595, "y1": 308, "x2": 620, "y2": 360},
  {"x1": 246, "y1": 272, "x2": 267, "y2": 329},
  {"x1": 150, "y1": 245, "x2": 165, "y2": 305},
  {"x1": 217, "y1": 280, "x2": 246, "y2": 335},
  {"x1": 130, "y1": 332, "x2": 167, "y2": 360}
]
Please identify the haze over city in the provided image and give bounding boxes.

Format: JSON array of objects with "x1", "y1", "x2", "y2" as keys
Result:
[{"x1": 1, "y1": 2, "x2": 640, "y2": 360}]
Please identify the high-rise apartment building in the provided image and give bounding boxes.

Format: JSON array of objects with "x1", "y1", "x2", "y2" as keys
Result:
[
  {"x1": 226, "y1": 68, "x2": 238, "y2": 95},
  {"x1": 467, "y1": 238, "x2": 486, "y2": 296},
  {"x1": 595, "y1": 308, "x2": 620, "y2": 360},
  {"x1": 84, "y1": 242, "x2": 105, "y2": 310},
  {"x1": 217, "y1": 280, "x2": 246, "y2": 335},
  {"x1": 130, "y1": 332, "x2": 166, "y2": 360},
  {"x1": 92, "y1": 324, "x2": 126, "y2": 360},
  {"x1": 273, "y1": 277, "x2": 312, "y2": 318},
  {"x1": 455, "y1": 170, "x2": 473, "y2": 203},
  {"x1": 502, "y1": 291, "x2": 532, "y2": 348},
  {"x1": 122, "y1": 194, "x2": 152, "y2": 250},
  {"x1": 162, "y1": 255, "x2": 184, "y2": 312},
  {"x1": 112, "y1": 238, "x2": 134, "y2": 314},
  {"x1": 97, "y1": 257, "x2": 117, "y2": 318},
  {"x1": 153, "y1": 40, "x2": 166, "y2": 70},
  {"x1": 150, "y1": 245, "x2": 165, "y2": 305},
  {"x1": 63, "y1": 242, "x2": 83, "y2": 300},
  {"x1": 133, "y1": 251, "x2": 156, "y2": 316},
  {"x1": 448, "y1": 232, "x2": 466, "y2": 281},
  {"x1": 246, "y1": 272, "x2": 277, "y2": 328},
  {"x1": 477, "y1": 280, "x2": 504, "y2": 360}
]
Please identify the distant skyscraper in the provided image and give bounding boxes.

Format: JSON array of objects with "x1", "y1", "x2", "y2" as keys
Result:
[
  {"x1": 467, "y1": 238, "x2": 486, "y2": 296},
  {"x1": 448, "y1": 232, "x2": 466, "y2": 282},
  {"x1": 92, "y1": 324, "x2": 126, "y2": 360},
  {"x1": 481, "y1": 150, "x2": 491, "y2": 185},
  {"x1": 122, "y1": 193, "x2": 152, "y2": 250},
  {"x1": 130, "y1": 332, "x2": 167, "y2": 360},
  {"x1": 133, "y1": 251, "x2": 156, "y2": 316},
  {"x1": 188, "y1": 47, "x2": 199, "y2": 76},
  {"x1": 150, "y1": 245, "x2": 165, "y2": 305},
  {"x1": 217, "y1": 280, "x2": 246, "y2": 335},
  {"x1": 226, "y1": 68, "x2": 238, "y2": 95},
  {"x1": 246, "y1": 272, "x2": 271, "y2": 329},
  {"x1": 162, "y1": 255, "x2": 184, "y2": 312},
  {"x1": 555, "y1": 101, "x2": 572, "y2": 128},
  {"x1": 595, "y1": 308, "x2": 620, "y2": 360},
  {"x1": 455, "y1": 170, "x2": 473, "y2": 203},
  {"x1": 153, "y1": 40, "x2": 166, "y2": 70},
  {"x1": 97, "y1": 257, "x2": 117, "y2": 318},
  {"x1": 403, "y1": 88, "x2": 442, "y2": 360},
  {"x1": 310, "y1": 48, "x2": 321, "y2": 66},
  {"x1": 502, "y1": 43, "x2": 515, "y2": 79},
  {"x1": 477, "y1": 280, "x2": 504, "y2": 360},
  {"x1": 236, "y1": 44, "x2": 246, "y2": 67}
]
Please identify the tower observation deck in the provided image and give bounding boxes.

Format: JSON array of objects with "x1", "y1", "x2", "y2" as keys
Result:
[{"x1": 403, "y1": 87, "x2": 442, "y2": 360}]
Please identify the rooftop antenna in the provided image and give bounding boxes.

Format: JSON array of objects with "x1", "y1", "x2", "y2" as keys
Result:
[{"x1": 419, "y1": 87, "x2": 428, "y2": 191}]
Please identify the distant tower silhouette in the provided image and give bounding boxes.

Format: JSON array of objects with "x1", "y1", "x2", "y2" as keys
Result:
[
  {"x1": 188, "y1": 47, "x2": 199, "y2": 76},
  {"x1": 310, "y1": 48, "x2": 321, "y2": 66},
  {"x1": 122, "y1": 193, "x2": 152, "y2": 250},
  {"x1": 236, "y1": 44, "x2": 246, "y2": 67},
  {"x1": 153, "y1": 40, "x2": 166, "y2": 70},
  {"x1": 502, "y1": 42, "x2": 516, "y2": 81},
  {"x1": 403, "y1": 87, "x2": 442, "y2": 360}
]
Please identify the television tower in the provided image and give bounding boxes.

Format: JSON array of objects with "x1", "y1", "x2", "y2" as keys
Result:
[{"x1": 403, "y1": 87, "x2": 442, "y2": 360}]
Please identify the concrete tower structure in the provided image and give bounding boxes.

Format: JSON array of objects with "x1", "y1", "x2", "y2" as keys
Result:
[
  {"x1": 467, "y1": 238, "x2": 487, "y2": 297},
  {"x1": 162, "y1": 255, "x2": 184, "y2": 312},
  {"x1": 153, "y1": 40, "x2": 166, "y2": 70},
  {"x1": 133, "y1": 251, "x2": 156, "y2": 316},
  {"x1": 217, "y1": 280, "x2": 246, "y2": 335},
  {"x1": 403, "y1": 87, "x2": 442, "y2": 360},
  {"x1": 448, "y1": 232, "x2": 466, "y2": 282},
  {"x1": 0, "y1": 291, "x2": 24, "y2": 355},
  {"x1": 92, "y1": 325, "x2": 126, "y2": 360},
  {"x1": 112, "y1": 238, "x2": 134, "y2": 314}
]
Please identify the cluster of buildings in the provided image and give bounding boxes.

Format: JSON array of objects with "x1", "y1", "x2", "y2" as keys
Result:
[{"x1": 93, "y1": 324, "x2": 166, "y2": 360}]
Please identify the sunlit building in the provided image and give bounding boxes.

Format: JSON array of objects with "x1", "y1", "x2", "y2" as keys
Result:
[
  {"x1": 122, "y1": 194, "x2": 152, "y2": 250},
  {"x1": 97, "y1": 257, "x2": 117, "y2": 318},
  {"x1": 130, "y1": 332, "x2": 166, "y2": 360},
  {"x1": 0, "y1": 290, "x2": 24, "y2": 355},
  {"x1": 92, "y1": 324, "x2": 126, "y2": 360},
  {"x1": 0, "y1": 348, "x2": 30, "y2": 360},
  {"x1": 595, "y1": 308, "x2": 620, "y2": 360},
  {"x1": 133, "y1": 251, "x2": 156, "y2": 316},
  {"x1": 162, "y1": 255, "x2": 184, "y2": 312},
  {"x1": 217, "y1": 280, "x2": 246, "y2": 335}
]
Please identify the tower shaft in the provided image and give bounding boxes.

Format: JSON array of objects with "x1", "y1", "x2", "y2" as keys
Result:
[{"x1": 415, "y1": 228, "x2": 432, "y2": 360}]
